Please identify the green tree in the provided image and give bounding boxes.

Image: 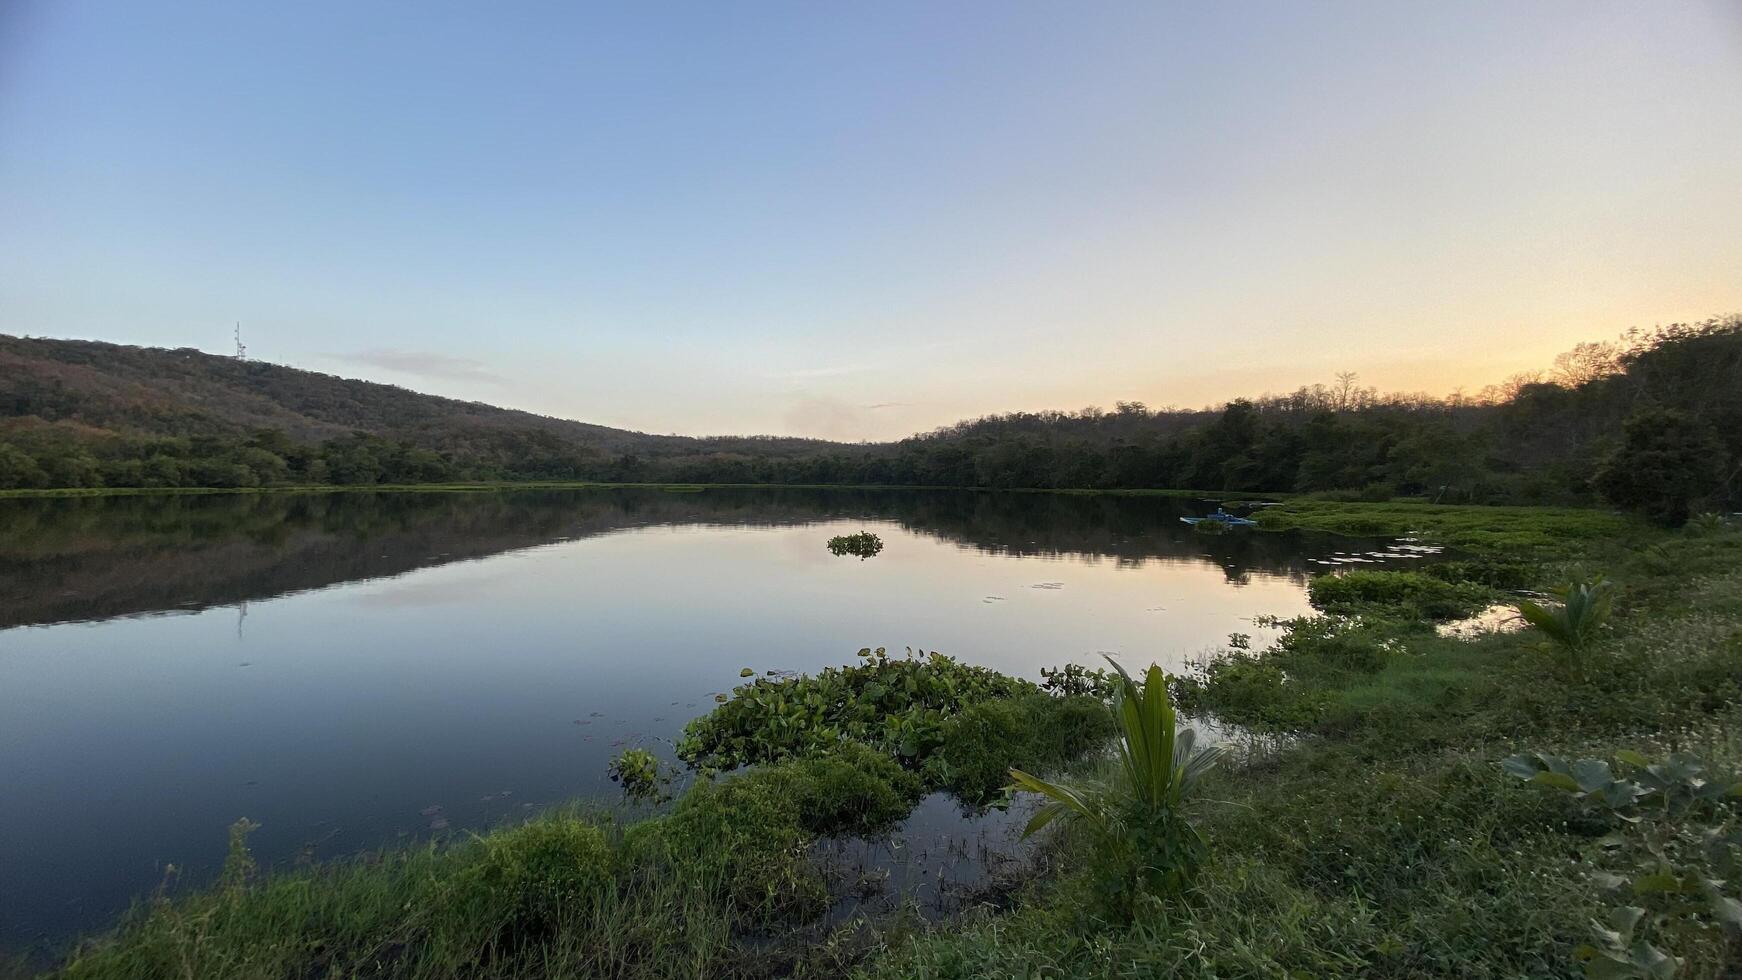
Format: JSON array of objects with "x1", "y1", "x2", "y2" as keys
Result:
[
  {"x1": 1594, "y1": 407, "x2": 1725, "y2": 525},
  {"x1": 0, "y1": 443, "x2": 49, "y2": 489}
]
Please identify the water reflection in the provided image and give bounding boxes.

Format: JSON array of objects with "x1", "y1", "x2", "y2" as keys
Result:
[{"x1": 0, "y1": 488, "x2": 1345, "y2": 630}]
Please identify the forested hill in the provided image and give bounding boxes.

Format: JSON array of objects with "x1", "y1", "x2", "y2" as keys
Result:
[
  {"x1": 2, "y1": 318, "x2": 1738, "y2": 524},
  {"x1": 0, "y1": 335, "x2": 855, "y2": 481}
]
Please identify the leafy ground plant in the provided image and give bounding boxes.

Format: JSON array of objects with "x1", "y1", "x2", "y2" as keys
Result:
[
  {"x1": 1504, "y1": 749, "x2": 1742, "y2": 977},
  {"x1": 1517, "y1": 571, "x2": 1615, "y2": 678},
  {"x1": 1009, "y1": 657, "x2": 1221, "y2": 908}
]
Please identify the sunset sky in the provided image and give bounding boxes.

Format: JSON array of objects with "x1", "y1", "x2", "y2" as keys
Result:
[{"x1": 2, "y1": 1, "x2": 1739, "y2": 441}]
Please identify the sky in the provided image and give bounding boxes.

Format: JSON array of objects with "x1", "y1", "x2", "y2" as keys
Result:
[{"x1": 2, "y1": 2, "x2": 1739, "y2": 441}]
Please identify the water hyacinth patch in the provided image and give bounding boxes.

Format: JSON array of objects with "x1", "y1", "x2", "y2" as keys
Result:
[
  {"x1": 676, "y1": 647, "x2": 1113, "y2": 803},
  {"x1": 827, "y1": 531, "x2": 884, "y2": 558}
]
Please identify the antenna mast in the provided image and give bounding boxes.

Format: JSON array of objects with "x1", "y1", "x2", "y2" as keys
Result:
[{"x1": 234, "y1": 322, "x2": 248, "y2": 361}]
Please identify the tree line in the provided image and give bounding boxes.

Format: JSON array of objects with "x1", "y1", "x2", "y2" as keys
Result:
[{"x1": 2, "y1": 316, "x2": 1736, "y2": 524}]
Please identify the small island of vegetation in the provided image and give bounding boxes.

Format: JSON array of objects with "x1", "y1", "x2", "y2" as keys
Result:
[{"x1": 826, "y1": 532, "x2": 885, "y2": 559}]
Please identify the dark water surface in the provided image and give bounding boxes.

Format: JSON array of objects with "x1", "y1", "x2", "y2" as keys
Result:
[{"x1": 0, "y1": 487, "x2": 1415, "y2": 954}]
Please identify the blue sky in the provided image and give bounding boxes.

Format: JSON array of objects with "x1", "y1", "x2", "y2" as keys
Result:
[{"x1": 3, "y1": 1, "x2": 1739, "y2": 439}]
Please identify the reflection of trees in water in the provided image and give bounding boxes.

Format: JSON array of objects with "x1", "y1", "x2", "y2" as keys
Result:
[{"x1": 0, "y1": 489, "x2": 1364, "y2": 628}]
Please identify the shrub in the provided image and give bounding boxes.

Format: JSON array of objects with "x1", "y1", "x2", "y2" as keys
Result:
[{"x1": 1172, "y1": 651, "x2": 1330, "y2": 731}]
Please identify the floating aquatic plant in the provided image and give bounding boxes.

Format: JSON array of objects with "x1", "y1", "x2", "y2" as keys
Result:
[{"x1": 827, "y1": 531, "x2": 883, "y2": 559}]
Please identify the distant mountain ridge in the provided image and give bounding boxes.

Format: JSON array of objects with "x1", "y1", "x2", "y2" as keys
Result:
[{"x1": 0, "y1": 334, "x2": 846, "y2": 459}]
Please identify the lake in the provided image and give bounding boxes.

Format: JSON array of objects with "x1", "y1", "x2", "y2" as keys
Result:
[{"x1": 0, "y1": 487, "x2": 1423, "y2": 955}]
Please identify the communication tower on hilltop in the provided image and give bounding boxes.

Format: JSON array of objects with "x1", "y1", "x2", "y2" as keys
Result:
[{"x1": 234, "y1": 322, "x2": 248, "y2": 361}]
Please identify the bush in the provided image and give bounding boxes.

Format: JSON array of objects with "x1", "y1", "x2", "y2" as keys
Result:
[{"x1": 1173, "y1": 648, "x2": 1334, "y2": 731}]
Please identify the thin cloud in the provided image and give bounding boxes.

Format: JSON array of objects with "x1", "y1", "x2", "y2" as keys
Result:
[
  {"x1": 774, "y1": 363, "x2": 875, "y2": 381},
  {"x1": 337, "y1": 349, "x2": 506, "y2": 385}
]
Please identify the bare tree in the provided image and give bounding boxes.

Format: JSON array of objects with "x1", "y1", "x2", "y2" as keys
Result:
[
  {"x1": 1551, "y1": 341, "x2": 1621, "y2": 387},
  {"x1": 1333, "y1": 371, "x2": 1359, "y2": 412}
]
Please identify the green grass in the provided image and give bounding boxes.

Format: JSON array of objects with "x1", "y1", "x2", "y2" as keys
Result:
[
  {"x1": 1306, "y1": 568, "x2": 1498, "y2": 620},
  {"x1": 51, "y1": 745, "x2": 921, "y2": 980},
  {"x1": 1257, "y1": 498, "x2": 1643, "y2": 556}
]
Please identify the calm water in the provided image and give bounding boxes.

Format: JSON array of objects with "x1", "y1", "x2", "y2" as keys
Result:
[{"x1": 0, "y1": 488, "x2": 1415, "y2": 953}]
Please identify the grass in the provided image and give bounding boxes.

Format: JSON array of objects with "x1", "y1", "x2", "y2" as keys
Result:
[
  {"x1": 51, "y1": 745, "x2": 922, "y2": 980},
  {"x1": 1306, "y1": 568, "x2": 1498, "y2": 620},
  {"x1": 1256, "y1": 497, "x2": 1643, "y2": 556}
]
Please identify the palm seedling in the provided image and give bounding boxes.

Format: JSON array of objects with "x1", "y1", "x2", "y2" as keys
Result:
[
  {"x1": 1516, "y1": 571, "x2": 1615, "y2": 679},
  {"x1": 1685, "y1": 512, "x2": 1727, "y2": 536},
  {"x1": 1007, "y1": 656, "x2": 1221, "y2": 897}
]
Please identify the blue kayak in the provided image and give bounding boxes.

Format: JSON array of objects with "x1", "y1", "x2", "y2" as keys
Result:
[{"x1": 1181, "y1": 509, "x2": 1258, "y2": 527}]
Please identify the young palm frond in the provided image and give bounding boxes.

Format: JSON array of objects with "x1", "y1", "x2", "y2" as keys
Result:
[
  {"x1": 1516, "y1": 571, "x2": 1614, "y2": 677},
  {"x1": 1007, "y1": 657, "x2": 1222, "y2": 900}
]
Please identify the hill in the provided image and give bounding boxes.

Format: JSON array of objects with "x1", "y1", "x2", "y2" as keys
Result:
[{"x1": 0, "y1": 335, "x2": 856, "y2": 484}]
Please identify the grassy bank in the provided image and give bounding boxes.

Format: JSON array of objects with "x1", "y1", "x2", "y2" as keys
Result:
[
  {"x1": 863, "y1": 509, "x2": 1742, "y2": 977},
  {"x1": 30, "y1": 502, "x2": 1741, "y2": 978}
]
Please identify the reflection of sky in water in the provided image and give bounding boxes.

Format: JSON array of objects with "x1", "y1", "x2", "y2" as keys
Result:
[{"x1": 0, "y1": 492, "x2": 1396, "y2": 956}]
